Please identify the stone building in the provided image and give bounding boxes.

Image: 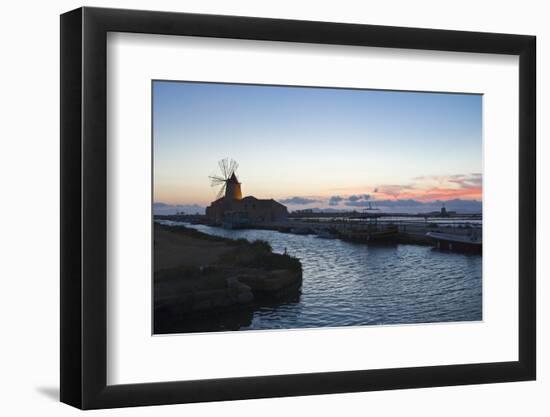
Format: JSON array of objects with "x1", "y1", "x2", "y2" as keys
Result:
[{"x1": 206, "y1": 173, "x2": 288, "y2": 226}]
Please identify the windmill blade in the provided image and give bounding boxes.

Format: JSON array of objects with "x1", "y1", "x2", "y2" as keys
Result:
[
  {"x1": 209, "y1": 175, "x2": 226, "y2": 187},
  {"x1": 218, "y1": 159, "x2": 224, "y2": 178},
  {"x1": 216, "y1": 183, "x2": 226, "y2": 200},
  {"x1": 219, "y1": 158, "x2": 229, "y2": 179},
  {"x1": 229, "y1": 159, "x2": 239, "y2": 177},
  {"x1": 209, "y1": 158, "x2": 239, "y2": 200}
]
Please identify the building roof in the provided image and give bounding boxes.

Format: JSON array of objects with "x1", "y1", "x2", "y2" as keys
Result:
[
  {"x1": 228, "y1": 173, "x2": 240, "y2": 184},
  {"x1": 241, "y1": 196, "x2": 285, "y2": 207},
  {"x1": 208, "y1": 195, "x2": 287, "y2": 209}
]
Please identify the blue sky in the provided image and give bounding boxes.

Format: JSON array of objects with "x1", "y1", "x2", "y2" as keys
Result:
[{"x1": 153, "y1": 81, "x2": 482, "y2": 212}]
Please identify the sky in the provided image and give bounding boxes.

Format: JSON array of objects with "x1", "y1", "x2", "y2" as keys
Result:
[{"x1": 153, "y1": 81, "x2": 482, "y2": 214}]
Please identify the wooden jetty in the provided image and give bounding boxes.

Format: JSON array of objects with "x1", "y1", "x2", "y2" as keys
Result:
[
  {"x1": 338, "y1": 225, "x2": 398, "y2": 243},
  {"x1": 426, "y1": 231, "x2": 482, "y2": 254}
]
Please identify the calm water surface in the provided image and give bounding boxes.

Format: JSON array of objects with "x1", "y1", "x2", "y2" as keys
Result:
[{"x1": 161, "y1": 222, "x2": 482, "y2": 331}]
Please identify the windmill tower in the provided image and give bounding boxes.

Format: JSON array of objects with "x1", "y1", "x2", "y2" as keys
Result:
[{"x1": 209, "y1": 158, "x2": 243, "y2": 200}]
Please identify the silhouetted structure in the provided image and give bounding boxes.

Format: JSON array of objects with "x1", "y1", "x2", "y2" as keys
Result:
[{"x1": 206, "y1": 158, "x2": 288, "y2": 227}]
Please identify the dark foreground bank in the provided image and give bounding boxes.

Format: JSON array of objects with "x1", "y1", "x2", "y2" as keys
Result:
[{"x1": 154, "y1": 223, "x2": 302, "y2": 334}]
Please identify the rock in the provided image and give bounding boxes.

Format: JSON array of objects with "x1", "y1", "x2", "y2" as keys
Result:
[
  {"x1": 192, "y1": 299, "x2": 212, "y2": 311},
  {"x1": 238, "y1": 269, "x2": 302, "y2": 300},
  {"x1": 226, "y1": 276, "x2": 240, "y2": 288},
  {"x1": 237, "y1": 290, "x2": 254, "y2": 304},
  {"x1": 193, "y1": 288, "x2": 227, "y2": 302},
  {"x1": 264, "y1": 270, "x2": 301, "y2": 291}
]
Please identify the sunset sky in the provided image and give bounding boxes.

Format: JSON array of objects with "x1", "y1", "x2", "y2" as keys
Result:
[{"x1": 153, "y1": 81, "x2": 482, "y2": 213}]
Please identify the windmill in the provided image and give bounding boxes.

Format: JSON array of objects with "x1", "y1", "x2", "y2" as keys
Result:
[{"x1": 209, "y1": 158, "x2": 243, "y2": 200}]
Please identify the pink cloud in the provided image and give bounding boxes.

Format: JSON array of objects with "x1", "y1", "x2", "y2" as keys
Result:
[{"x1": 372, "y1": 173, "x2": 482, "y2": 202}]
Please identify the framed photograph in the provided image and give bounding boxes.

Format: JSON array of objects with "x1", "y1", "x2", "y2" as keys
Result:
[{"x1": 60, "y1": 6, "x2": 536, "y2": 409}]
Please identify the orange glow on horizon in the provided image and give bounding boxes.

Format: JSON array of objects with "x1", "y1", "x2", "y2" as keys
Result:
[
  {"x1": 154, "y1": 173, "x2": 482, "y2": 206},
  {"x1": 374, "y1": 187, "x2": 482, "y2": 202}
]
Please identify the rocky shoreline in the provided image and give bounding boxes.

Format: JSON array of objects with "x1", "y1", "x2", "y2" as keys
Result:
[{"x1": 154, "y1": 223, "x2": 303, "y2": 333}]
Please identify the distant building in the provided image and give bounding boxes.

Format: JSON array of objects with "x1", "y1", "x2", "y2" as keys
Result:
[
  {"x1": 427, "y1": 204, "x2": 456, "y2": 217},
  {"x1": 206, "y1": 166, "x2": 288, "y2": 226}
]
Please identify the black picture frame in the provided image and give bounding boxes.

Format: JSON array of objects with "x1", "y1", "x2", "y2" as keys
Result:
[{"x1": 60, "y1": 6, "x2": 536, "y2": 410}]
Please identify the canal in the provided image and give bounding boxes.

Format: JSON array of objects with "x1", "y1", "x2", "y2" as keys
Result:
[{"x1": 159, "y1": 221, "x2": 482, "y2": 332}]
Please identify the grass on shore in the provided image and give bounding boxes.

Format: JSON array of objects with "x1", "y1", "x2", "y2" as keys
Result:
[{"x1": 155, "y1": 223, "x2": 301, "y2": 285}]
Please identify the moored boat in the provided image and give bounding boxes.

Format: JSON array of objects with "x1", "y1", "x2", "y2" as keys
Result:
[
  {"x1": 316, "y1": 229, "x2": 338, "y2": 239},
  {"x1": 426, "y1": 231, "x2": 482, "y2": 254},
  {"x1": 339, "y1": 225, "x2": 398, "y2": 243}
]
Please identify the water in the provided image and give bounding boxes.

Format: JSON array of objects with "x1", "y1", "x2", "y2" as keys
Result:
[
  {"x1": 160, "y1": 221, "x2": 482, "y2": 331},
  {"x1": 299, "y1": 216, "x2": 482, "y2": 226}
]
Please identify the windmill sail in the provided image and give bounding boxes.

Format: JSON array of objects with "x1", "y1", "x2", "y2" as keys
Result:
[{"x1": 209, "y1": 158, "x2": 242, "y2": 200}]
